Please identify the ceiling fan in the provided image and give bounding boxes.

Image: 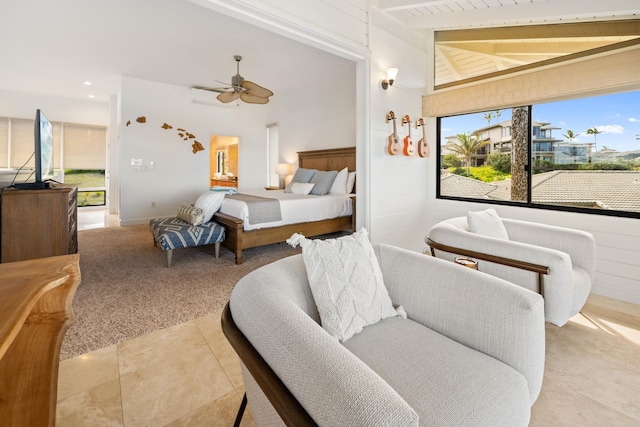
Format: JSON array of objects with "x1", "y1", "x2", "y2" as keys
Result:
[{"x1": 197, "y1": 55, "x2": 273, "y2": 105}]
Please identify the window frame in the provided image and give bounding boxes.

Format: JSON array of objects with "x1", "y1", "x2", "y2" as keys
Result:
[{"x1": 436, "y1": 104, "x2": 640, "y2": 220}]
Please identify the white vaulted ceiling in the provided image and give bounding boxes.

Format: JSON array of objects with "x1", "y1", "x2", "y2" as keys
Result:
[{"x1": 1, "y1": 0, "x2": 638, "y2": 103}]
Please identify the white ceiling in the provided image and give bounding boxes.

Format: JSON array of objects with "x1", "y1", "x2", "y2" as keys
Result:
[
  {"x1": 1, "y1": 0, "x2": 638, "y2": 104},
  {"x1": 0, "y1": 0, "x2": 355, "y2": 103}
]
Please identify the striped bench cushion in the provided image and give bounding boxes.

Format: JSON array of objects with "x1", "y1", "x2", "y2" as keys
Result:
[{"x1": 149, "y1": 216, "x2": 225, "y2": 251}]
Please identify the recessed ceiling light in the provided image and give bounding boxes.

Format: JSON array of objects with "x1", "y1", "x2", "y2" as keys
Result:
[
  {"x1": 83, "y1": 81, "x2": 92, "y2": 86},
  {"x1": 88, "y1": 94, "x2": 95, "y2": 98}
]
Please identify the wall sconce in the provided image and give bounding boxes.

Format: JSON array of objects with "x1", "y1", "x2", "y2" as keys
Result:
[
  {"x1": 381, "y1": 68, "x2": 398, "y2": 90},
  {"x1": 276, "y1": 163, "x2": 293, "y2": 188}
]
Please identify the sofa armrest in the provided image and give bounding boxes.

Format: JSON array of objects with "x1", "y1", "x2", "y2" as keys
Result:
[
  {"x1": 375, "y1": 244, "x2": 545, "y2": 403},
  {"x1": 503, "y1": 218, "x2": 596, "y2": 281},
  {"x1": 229, "y1": 255, "x2": 419, "y2": 427}
]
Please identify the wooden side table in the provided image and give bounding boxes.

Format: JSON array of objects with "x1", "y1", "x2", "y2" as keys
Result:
[{"x1": 0, "y1": 254, "x2": 81, "y2": 426}]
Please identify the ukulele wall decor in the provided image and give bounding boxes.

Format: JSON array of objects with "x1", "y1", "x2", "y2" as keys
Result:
[
  {"x1": 416, "y1": 117, "x2": 430, "y2": 158},
  {"x1": 386, "y1": 111, "x2": 401, "y2": 156},
  {"x1": 402, "y1": 114, "x2": 415, "y2": 156}
]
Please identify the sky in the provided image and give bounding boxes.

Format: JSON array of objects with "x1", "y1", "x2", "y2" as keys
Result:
[{"x1": 440, "y1": 90, "x2": 640, "y2": 153}]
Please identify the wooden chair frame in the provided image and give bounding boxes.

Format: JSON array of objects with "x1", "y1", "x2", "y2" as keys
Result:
[
  {"x1": 426, "y1": 237, "x2": 550, "y2": 297},
  {"x1": 221, "y1": 303, "x2": 317, "y2": 427}
]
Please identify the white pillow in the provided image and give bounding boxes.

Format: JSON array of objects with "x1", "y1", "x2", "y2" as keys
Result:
[
  {"x1": 329, "y1": 167, "x2": 349, "y2": 195},
  {"x1": 346, "y1": 171, "x2": 356, "y2": 194},
  {"x1": 194, "y1": 192, "x2": 225, "y2": 222},
  {"x1": 467, "y1": 208, "x2": 509, "y2": 240},
  {"x1": 287, "y1": 228, "x2": 400, "y2": 342},
  {"x1": 290, "y1": 182, "x2": 315, "y2": 195}
]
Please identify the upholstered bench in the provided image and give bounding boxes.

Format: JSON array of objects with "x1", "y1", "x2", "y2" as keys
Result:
[{"x1": 149, "y1": 216, "x2": 225, "y2": 267}]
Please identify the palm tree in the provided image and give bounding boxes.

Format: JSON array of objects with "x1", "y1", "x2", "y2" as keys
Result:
[
  {"x1": 562, "y1": 130, "x2": 577, "y2": 142},
  {"x1": 511, "y1": 107, "x2": 528, "y2": 201},
  {"x1": 446, "y1": 133, "x2": 489, "y2": 175},
  {"x1": 483, "y1": 112, "x2": 494, "y2": 125},
  {"x1": 495, "y1": 109, "x2": 502, "y2": 122},
  {"x1": 586, "y1": 127, "x2": 603, "y2": 160}
]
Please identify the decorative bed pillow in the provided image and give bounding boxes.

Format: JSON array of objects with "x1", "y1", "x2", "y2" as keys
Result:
[
  {"x1": 195, "y1": 192, "x2": 225, "y2": 222},
  {"x1": 329, "y1": 167, "x2": 349, "y2": 195},
  {"x1": 284, "y1": 167, "x2": 317, "y2": 193},
  {"x1": 177, "y1": 203, "x2": 205, "y2": 226},
  {"x1": 310, "y1": 170, "x2": 338, "y2": 195},
  {"x1": 287, "y1": 228, "x2": 400, "y2": 342},
  {"x1": 467, "y1": 207, "x2": 509, "y2": 240},
  {"x1": 290, "y1": 182, "x2": 315, "y2": 195},
  {"x1": 346, "y1": 171, "x2": 356, "y2": 194}
]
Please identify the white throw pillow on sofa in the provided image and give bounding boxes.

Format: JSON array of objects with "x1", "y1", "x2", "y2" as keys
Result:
[
  {"x1": 287, "y1": 228, "x2": 400, "y2": 342},
  {"x1": 467, "y1": 207, "x2": 509, "y2": 240}
]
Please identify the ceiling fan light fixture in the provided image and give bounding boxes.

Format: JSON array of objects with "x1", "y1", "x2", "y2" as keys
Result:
[{"x1": 192, "y1": 55, "x2": 273, "y2": 104}]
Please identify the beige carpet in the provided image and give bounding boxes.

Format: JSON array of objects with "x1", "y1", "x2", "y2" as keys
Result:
[{"x1": 60, "y1": 224, "x2": 303, "y2": 359}]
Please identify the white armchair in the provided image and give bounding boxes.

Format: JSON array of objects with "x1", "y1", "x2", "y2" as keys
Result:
[
  {"x1": 223, "y1": 244, "x2": 545, "y2": 426},
  {"x1": 426, "y1": 214, "x2": 596, "y2": 326}
]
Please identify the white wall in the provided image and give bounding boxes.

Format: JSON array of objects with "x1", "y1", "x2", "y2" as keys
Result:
[
  {"x1": 367, "y1": 18, "x2": 431, "y2": 251},
  {"x1": 118, "y1": 77, "x2": 269, "y2": 225},
  {"x1": 267, "y1": 64, "x2": 357, "y2": 165}
]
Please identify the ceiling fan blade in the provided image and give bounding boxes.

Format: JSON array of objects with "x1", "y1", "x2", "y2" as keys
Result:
[
  {"x1": 242, "y1": 80, "x2": 273, "y2": 98},
  {"x1": 217, "y1": 91, "x2": 241, "y2": 103},
  {"x1": 214, "y1": 80, "x2": 234, "y2": 89},
  {"x1": 192, "y1": 85, "x2": 227, "y2": 93},
  {"x1": 240, "y1": 92, "x2": 269, "y2": 104}
]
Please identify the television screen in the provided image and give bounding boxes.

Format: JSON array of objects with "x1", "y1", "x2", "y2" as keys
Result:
[{"x1": 36, "y1": 109, "x2": 54, "y2": 183}]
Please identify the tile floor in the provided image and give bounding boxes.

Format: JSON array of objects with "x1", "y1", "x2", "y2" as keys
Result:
[
  {"x1": 57, "y1": 309, "x2": 255, "y2": 426},
  {"x1": 77, "y1": 207, "x2": 118, "y2": 231},
  {"x1": 56, "y1": 292, "x2": 640, "y2": 426}
]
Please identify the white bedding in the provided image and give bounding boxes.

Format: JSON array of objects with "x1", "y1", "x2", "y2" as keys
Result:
[{"x1": 219, "y1": 189, "x2": 353, "y2": 231}]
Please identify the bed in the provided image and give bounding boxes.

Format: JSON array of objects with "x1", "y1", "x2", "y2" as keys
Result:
[{"x1": 213, "y1": 147, "x2": 356, "y2": 264}]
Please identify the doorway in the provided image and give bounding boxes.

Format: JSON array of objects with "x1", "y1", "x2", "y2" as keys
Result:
[{"x1": 210, "y1": 135, "x2": 239, "y2": 188}]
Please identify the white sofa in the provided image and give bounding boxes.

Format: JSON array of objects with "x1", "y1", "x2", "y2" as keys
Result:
[
  {"x1": 223, "y1": 243, "x2": 546, "y2": 426},
  {"x1": 427, "y1": 216, "x2": 596, "y2": 326}
]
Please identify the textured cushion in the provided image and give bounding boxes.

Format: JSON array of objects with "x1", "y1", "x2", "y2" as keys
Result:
[
  {"x1": 284, "y1": 167, "x2": 317, "y2": 193},
  {"x1": 329, "y1": 167, "x2": 349, "y2": 195},
  {"x1": 195, "y1": 192, "x2": 225, "y2": 222},
  {"x1": 290, "y1": 182, "x2": 315, "y2": 195},
  {"x1": 346, "y1": 171, "x2": 356, "y2": 193},
  {"x1": 287, "y1": 228, "x2": 398, "y2": 342},
  {"x1": 343, "y1": 316, "x2": 532, "y2": 426},
  {"x1": 177, "y1": 203, "x2": 205, "y2": 226},
  {"x1": 149, "y1": 216, "x2": 225, "y2": 250},
  {"x1": 310, "y1": 170, "x2": 338, "y2": 195},
  {"x1": 468, "y1": 207, "x2": 509, "y2": 240}
]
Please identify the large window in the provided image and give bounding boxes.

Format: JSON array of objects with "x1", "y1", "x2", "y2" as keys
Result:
[
  {"x1": 437, "y1": 90, "x2": 640, "y2": 218},
  {"x1": 0, "y1": 116, "x2": 107, "y2": 206}
]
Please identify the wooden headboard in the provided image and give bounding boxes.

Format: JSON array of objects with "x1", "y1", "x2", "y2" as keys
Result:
[{"x1": 298, "y1": 147, "x2": 356, "y2": 172}]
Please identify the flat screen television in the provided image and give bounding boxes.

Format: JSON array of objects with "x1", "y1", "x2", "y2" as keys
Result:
[{"x1": 14, "y1": 109, "x2": 54, "y2": 189}]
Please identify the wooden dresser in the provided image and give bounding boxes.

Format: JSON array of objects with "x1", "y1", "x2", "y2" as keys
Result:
[
  {"x1": 0, "y1": 254, "x2": 80, "y2": 426},
  {"x1": 1, "y1": 185, "x2": 78, "y2": 263}
]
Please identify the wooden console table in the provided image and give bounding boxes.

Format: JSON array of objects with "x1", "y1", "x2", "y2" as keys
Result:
[{"x1": 0, "y1": 254, "x2": 81, "y2": 426}]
